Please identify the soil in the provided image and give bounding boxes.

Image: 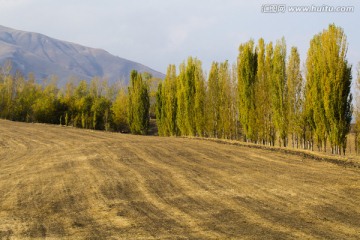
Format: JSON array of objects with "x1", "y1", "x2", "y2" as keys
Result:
[{"x1": 0, "y1": 119, "x2": 359, "y2": 239}]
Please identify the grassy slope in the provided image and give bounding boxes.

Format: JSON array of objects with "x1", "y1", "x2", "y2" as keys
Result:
[{"x1": 0, "y1": 120, "x2": 359, "y2": 239}]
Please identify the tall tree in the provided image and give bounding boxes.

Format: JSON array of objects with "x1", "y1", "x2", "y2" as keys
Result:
[
  {"x1": 157, "y1": 64, "x2": 178, "y2": 136},
  {"x1": 155, "y1": 81, "x2": 165, "y2": 135},
  {"x1": 286, "y1": 47, "x2": 303, "y2": 148},
  {"x1": 254, "y1": 38, "x2": 268, "y2": 144},
  {"x1": 176, "y1": 62, "x2": 187, "y2": 135},
  {"x1": 230, "y1": 63, "x2": 240, "y2": 140},
  {"x1": 194, "y1": 59, "x2": 206, "y2": 137},
  {"x1": 354, "y1": 63, "x2": 360, "y2": 154},
  {"x1": 306, "y1": 34, "x2": 327, "y2": 151},
  {"x1": 271, "y1": 38, "x2": 288, "y2": 147},
  {"x1": 128, "y1": 70, "x2": 150, "y2": 135},
  {"x1": 206, "y1": 62, "x2": 220, "y2": 138},
  {"x1": 146, "y1": 74, "x2": 162, "y2": 119},
  {"x1": 74, "y1": 80, "x2": 92, "y2": 128},
  {"x1": 237, "y1": 40, "x2": 258, "y2": 142},
  {"x1": 176, "y1": 57, "x2": 205, "y2": 136},
  {"x1": 217, "y1": 61, "x2": 234, "y2": 139},
  {"x1": 324, "y1": 25, "x2": 352, "y2": 154},
  {"x1": 305, "y1": 24, "x2": 352, "y2": 154},
  {"x1": 264, "y1": 42, "x2": 276, "y2": 145}
]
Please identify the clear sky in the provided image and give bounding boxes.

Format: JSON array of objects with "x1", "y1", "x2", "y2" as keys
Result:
[{"x1": 0, "y1": 0, "x2": 359, "y2": 75}]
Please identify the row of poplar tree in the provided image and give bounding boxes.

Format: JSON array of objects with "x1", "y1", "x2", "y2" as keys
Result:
[
  {"x1": 0, "y1": 24, "x2": 355, "y2": 154},
  {"x1": 156, "y1": 24, "x2": 353, "y2": 155}
]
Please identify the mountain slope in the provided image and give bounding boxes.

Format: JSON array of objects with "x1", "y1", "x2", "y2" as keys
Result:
[{"x1": 0, "y1": 25, "x2": 164, "y2": 85}]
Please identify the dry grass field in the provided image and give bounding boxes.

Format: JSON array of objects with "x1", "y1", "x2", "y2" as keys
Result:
[{"x1": 0, "y1": 119, "x2": 359, "y2": 239}]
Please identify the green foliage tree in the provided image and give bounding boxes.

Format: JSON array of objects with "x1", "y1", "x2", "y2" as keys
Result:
[
  {"x1": 206, "y1": 62, "x2": 220, "y2": 138},
  {"x1": 286, "y1": 47, "x2": 303, "y2": 148},
  {"x1": 176, "y1": 57, "x2": 205, "y2": 136},
  {"x1": 74, "y1": 80, "x2": 92, "y2": 128},
  {"x1": 146, "y1": 75, "x2": 161, "y2": 119},
  {"x1": 271, "y1": 38, "x2": 288, "y2": 147},
  {"x1": 194, "y1": 63, "x2": 206, "y2": 137},
  {"x1": 217, "y1": 61, "x2": 234, "y2": 139},
  {"x1": 88, "y1": 77, "x2": 112, "y2": 131},
  {"x1": 254, "y1": 38, "x2": 269, "y2": 145},
  {"x1": 127, "y1": 70, "x2": 150, "y2": 135},
  {"x1": 305, "y1": 34, "x2": 327, "y2": 151},
  {"x1": 230, "y1": 63, "x2": 240, "y2": 139},
  {"x1": 0, "y1": 25, "x2": 355, "y2": 156},
  {"x1": 91, "y1": 96, "x2": 112, "y2": 130},
  {"x1": 89, "y1": 77, "x2": 101, "y2": 98},
  {"x1": 112, "y1": 86, "x2": 128, "y2": 132},
  {"x1": 59, "y1": 78, "x2": 76, "y2": 126},
  {"x1": 324, "y1": 25, "x2": 352, "y2": 155},
  {"x1": 155, "y1": 81, "x2": 165, "y2": 135},
  {"x1": 13, "y1": 73, "x2": 40, "y2": 122},
  {"x1": 156, "y1": 64, "x2": 178, "y2": 136},
  {"x1": 32, "y1": 76, "x2": 60, "y2": 124},
  {"x1": 264, "y1": 42, "x2": 276, "y2": 146},
  {"x1": 305, "y1": 24, "x2": 352, "y2": 154},
  {"x1": 163, "y1": 65, "x2": 178, "y2": 136},
  {"x1": 237, "y1": 40, "x2": 258, "y2": 142},
  {"x1": 354, "y1": 63, "x2": 360, "y2": 154},
  {"x1": 176, "y1": 63, "x2": 187, "y2": 135},
  {"x1": 0, "y1": 62, "x2": 16, "y2": 119}
]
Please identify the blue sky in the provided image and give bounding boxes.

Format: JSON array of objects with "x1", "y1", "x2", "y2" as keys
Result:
[{"x1": 0, "y1": 0, "x2": 359, "y2": 75}]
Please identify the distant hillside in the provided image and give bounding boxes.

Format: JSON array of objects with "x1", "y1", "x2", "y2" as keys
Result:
[{"x1": 0, "y1": 25, "x2": 164, "y2": 85}]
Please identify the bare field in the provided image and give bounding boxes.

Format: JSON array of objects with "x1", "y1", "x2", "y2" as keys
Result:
[{"x1": 0, "y1": 120, "x2": 359, "y2": 239}]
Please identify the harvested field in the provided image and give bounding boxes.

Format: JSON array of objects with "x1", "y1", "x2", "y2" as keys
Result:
[{"x1": 0, "y1": 119, "x2": 359, "y2": 239}]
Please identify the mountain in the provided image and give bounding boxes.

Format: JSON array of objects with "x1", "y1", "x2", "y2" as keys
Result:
[{"x1": 0, "y1": 25, "x2": 164, "y2": 85}]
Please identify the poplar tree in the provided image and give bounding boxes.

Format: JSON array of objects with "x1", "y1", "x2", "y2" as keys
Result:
[
  {"x1": 194, "y1": 60, "x2": 206, "y2": 137},
  {"x1": 306, "y1": 34, "x2": 327, "y2": 151},
  {"x1": 218, "y1": 61, "x2": 234, "y2": 139},
  {"x1": 271, "y1": 38, "x2": 288, "y2": 147},
  {"x1": 230, "y1": 63, "x2": 240, "y2": 139},
  {"x1": 205, "y1": 61, "x2": 235, "y2": 139},
  {"x1": 305, "y1": 24, "x2": 352, "y2": 154},
  {"x1": 286, "y1": 47, "x2": 303, "y2": 148},
  {"x1": 206, "y1": 62, "x2": 220, "y2": 138},
  {"x1": 355, "y1": 63, "x2": 360, "y2": 154},
  {"x1": 254, "y1": 38, "x2": 267, "y2": 144},
  {"x1": 162, "y1": 64, "x2": 178, "y2": 136},
  {"x1": 176, "y1": 63, "x2": 187, "y2": 135},
  {"x1": 127, "y1": 70, "x2": 150, "y2": 135},
  {"x1": 264, "y1": 42, "x2": 276, "y2": 145},
  {"x1": 322, "y1": 25, "x2": 352, "y2": 154},
  {"x1": 176, "y1": 57, "x2": 205, "y2": 136},
  {"x1": 155, "y1": 81, "x2": 165, "y2": 136},
  {"x1": 183, "y1": 58, "x2": 196, "y2": 136},
  {"x1": 237, "y1": 40, "x2": 258, "y2": 142}
]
